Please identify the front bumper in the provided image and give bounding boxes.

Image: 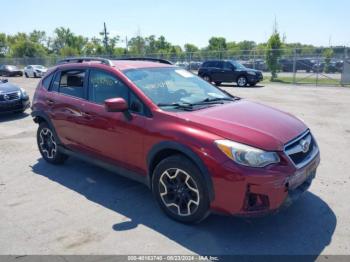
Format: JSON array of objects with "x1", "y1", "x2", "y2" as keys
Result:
[
  {"x1": 247, "y1": 73, "x2": 263, "y2": 83},
  {"x1": 209, "y1": 150, "x2": 320, "y2": 216},
  {"x1": 34, "y1": 71, "x2": 46, "y2": 77},
  {"x1": 0, "y1": 98, "x2": 30, "y2": 113}
]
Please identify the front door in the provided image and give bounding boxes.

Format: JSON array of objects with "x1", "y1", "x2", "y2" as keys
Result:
[{"x1": 78, "y1": 68, "x2": 147, "y2": 173}]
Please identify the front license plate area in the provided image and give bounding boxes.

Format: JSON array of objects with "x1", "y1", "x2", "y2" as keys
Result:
[{"x1": 288, "y1": 165, "x2": 317, "y2": 190}]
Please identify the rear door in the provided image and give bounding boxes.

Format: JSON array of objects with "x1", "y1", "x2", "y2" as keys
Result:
[
  {"x1": 47, "y1": 68, "x2": 89, "y2": 152},
  {"x1": 209, "y1": 61, "x2": 224, "y2": 81},
  {"x1": 221, "y1": 61, "x2": 236, "y2": 82}
]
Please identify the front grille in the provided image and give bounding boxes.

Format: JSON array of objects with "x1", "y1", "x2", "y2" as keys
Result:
[
  {"x1": 0, "y1": 91, "x2": 20, "y2": 101},
  {"x1": 285, "y1": 130, "x2": 318, "y2": 168},
  {"x1": 0, "y1": 100, "x2": 22, "y2": 111}
]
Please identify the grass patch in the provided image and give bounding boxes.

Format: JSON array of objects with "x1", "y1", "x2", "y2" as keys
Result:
[{"x1": 263, "y1": 76, "x2": 345, "y2": 86}]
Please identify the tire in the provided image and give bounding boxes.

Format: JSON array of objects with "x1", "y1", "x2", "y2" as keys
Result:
[
  {"x1": 237, "y1": 76, "x2": 247, "y2": 87},
  {"x1": 25, "y1": 73, "x2": 29, "y2": 78},
  {"x1": 214, "y1": 81, "x2": 222, "y2": 86},
  {"x1": 152, "y1": 155, "x2": 210, "y2": 224},
  {"x1": 33, "y1": 72, "x2": 37, "y2": 78},
  {"x1": 37, "y1": 122, "x2": 68, "y2": 165},
  {"x1": 202, "y1": 75, "x2": 212, "y2": 83}
]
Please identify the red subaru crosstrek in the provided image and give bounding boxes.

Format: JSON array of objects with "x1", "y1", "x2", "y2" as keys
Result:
[{"x1": 32, "y1": 57, "x2": 320, "y2": 223}]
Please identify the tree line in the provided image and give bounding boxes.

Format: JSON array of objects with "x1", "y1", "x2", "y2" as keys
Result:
[{"x1": 0, "y1": 27, "x2": 346, "y2": 59}]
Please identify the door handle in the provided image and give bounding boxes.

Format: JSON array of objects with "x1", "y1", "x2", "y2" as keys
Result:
[
  {"x1": 82, "y1": 112, "x2": 94, "y2": 120},
  {"x1": 46, "y1": 99, "x2": 55, "y2": 106}
]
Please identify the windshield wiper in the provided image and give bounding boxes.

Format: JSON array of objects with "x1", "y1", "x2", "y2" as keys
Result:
[
  {"x1": 157, "y1": 102, "x2": 195, "y2": 110},
  {"x1": 192, "y1": 96, "x2": 239, "y2": 105}
]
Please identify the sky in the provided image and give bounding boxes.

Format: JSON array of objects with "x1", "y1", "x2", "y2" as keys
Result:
[{"x1": 1, "y1": 0, "x2": 349, "y2": 48}]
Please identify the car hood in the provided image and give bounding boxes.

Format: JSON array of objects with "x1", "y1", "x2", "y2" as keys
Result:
[
  {"x1": 179, "y1": 100, "x2": 307, "y2": 151},
  {"x1": 0, "y1": 82, "x2": 20, "y2": 93}
]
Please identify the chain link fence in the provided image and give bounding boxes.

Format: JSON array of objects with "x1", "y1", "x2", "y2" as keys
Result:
[{"x1": 1, "y1": 47, "x2": 349, "y2": 86}]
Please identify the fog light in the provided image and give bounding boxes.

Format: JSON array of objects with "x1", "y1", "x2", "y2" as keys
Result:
[{"x1": 244, "y1": 192, "x2": 270, "y2": 211}]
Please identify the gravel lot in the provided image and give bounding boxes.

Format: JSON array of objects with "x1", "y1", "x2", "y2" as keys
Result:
[{"x1": 0, "y1": 77, "x2": 350, "y2": 256}]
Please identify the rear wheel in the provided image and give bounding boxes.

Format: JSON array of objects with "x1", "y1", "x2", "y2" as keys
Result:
[
  {"x1": 152, "y1": 155, "x2": 210, "y2": 223},
  {"x1": 25, "y1": 73, "x2": 29, "y2": 78},
  {"x1": 37, "y1": 122, "x2": 68, "y2": 165},
  {"x1": 202, "y1": 75, "x2": 212, "y2": 83},
  {"x1": 237, "y1": 76, "x2": 247, "y2": 87},
  {"x1": 214, "y1": 81, "x2": 222, "y2": 86}
]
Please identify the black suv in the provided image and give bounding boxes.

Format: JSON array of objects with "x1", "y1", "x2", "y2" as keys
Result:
[
  {"x1": 198, "y1": 60, "x2": 263, "y2": 87},
  {"x1": 0, "y1": 79, "x2": 30, "y2": 114}
]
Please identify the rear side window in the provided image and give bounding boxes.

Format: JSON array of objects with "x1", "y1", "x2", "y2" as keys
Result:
[
  {"x1": 88, "y1": 69, "x2": 129, "y2": 104},
  {"x1": 202, "y1": 62, "x2": 210, "y2": 67},
  {"x1": 42, "y1": 73, "x2": 54, "y2": 90},
  {"x1": 216, "y1": 61, "x2": 224, "y2": 68},
  {"x1": 59, "y1": 70, "x2": 85, "y2": 99},
  {"x1": 223, "y1": 62, "x2": 234, "y2": 70}
]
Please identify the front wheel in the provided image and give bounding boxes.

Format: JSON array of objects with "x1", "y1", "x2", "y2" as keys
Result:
[
  {"x1": 37, "y1": 122, "x2": 68, "y2": 165},
  {"x1": 214, "y1": 81, "x2": 222, "y2": 86},
  {"x1": 152, "y1": 155, "x2": 210, "y2": 223},
  {"x1": 237, "y1": 76, "x2": 247, "y2": 87}
]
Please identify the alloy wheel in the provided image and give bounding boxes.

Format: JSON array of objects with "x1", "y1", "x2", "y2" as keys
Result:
[
  {"x1": 39, "y1": 128, "x2": 57, "y2": 159},
  {"x1": 203, "y1": 75, "x2": 211, "y2": 82},
  {"x1": 237, "y1": 77, "x2": 247, "y2": 87},
  {"x1": 159, "y1": 168, "x2": 200, "y2": 217}
]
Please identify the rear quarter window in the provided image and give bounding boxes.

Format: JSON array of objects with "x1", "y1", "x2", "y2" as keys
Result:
[{"x1": 42, "y1": 73, "x2": 54, "y2": 90}]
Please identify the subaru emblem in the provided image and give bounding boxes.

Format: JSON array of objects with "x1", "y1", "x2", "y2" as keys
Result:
[{"x1": 300, "y1": 139, "x2": 310, "y2": 153}]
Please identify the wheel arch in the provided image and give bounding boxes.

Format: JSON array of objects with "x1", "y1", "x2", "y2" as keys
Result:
[
  {"x1": 236, "y1": 74, "x2": 247, "y2": 82},
  {"x1": 32, "y1": 111, "x2": 63, "y2": 145},
  {"x1": 147, "y1": 141, "x2": 215, "y2": 201}
]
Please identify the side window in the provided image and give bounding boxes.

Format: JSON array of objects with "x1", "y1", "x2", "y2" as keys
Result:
[
  {"x1": 217, "y1": 61, "x2": 224, "y2": 68},
  {"x1": 88, "y1": 69, "x2": 128, "y2": 104},
  {"x1": 202, "y1": 62, "x2": 209, "y2": 67},
  {"x1": 42, "y1": 73, "x2": 54, "y2": 90},
  {"x1": 50, "y1": 71, "x2": 60, "y2": 92},
  {"x1": 59, "y1": 70, "x2": 85, "y2": 99},
  {"x1": 223, "y1": 62, "x2": 234, "y2": 70},
  {"x1": 129, "y1": 91, "x2": 144, "y2": 114}
]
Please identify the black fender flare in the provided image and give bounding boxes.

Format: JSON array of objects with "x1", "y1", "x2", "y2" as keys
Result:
[
  {"x1": 147, "y1": 141, "x2": 215, "y2": 201},
  {"x1": 31, "y1": 111, "x2": 63, "y2": 145}
]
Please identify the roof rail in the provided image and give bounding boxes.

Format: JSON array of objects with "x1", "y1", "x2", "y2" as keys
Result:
[
  {"x1": 57, "y1": 57, "x2": 114, "y2": 66},
  {"x1": 117, "y1": 57, "x2": 173, "y2": 65}
]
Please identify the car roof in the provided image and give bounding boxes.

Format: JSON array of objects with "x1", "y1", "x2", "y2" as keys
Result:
[
  {"x1": 55, "y1": 60, "x2": 175, "y2": 71},
  {"x1": 111, "y1": 60, "x2": 174, "y2": 70}
]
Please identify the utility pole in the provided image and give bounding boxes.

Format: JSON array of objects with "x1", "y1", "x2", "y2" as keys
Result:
[{"x1": 102, "y1": 22, "x2": 110, "y2": 56}]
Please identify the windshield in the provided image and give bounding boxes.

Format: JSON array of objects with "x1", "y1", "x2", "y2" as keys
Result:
[
  {"x1": 230, "y1": 60, "x2": 246, "y2": 69},
  {"x1": 124, "y1": 67, "x2": 232, "y2": 107},
  {"x1": 33, "y1": 65, "x2": 45, "y2": 69}
]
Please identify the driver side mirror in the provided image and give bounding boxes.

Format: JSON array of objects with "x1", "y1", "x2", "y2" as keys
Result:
[{"x1": 105, "y1": 98, "x2": 128, "y2": 112}]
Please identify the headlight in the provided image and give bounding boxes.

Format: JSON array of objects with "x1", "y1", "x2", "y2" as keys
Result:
[
  {"x1": 247, "y1": 71, "x2": 256, "y2": 76},
  {"x1": 20, "y1": 88, "x2": 28, "y2": 97},
  {"x1": 215, "y1": 140, "x2": 280, "y2": 167}
]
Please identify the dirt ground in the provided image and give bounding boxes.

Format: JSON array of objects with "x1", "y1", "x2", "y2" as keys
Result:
[{"x1": 0, "y1": 77, "x2": 349, "y2": 255}]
